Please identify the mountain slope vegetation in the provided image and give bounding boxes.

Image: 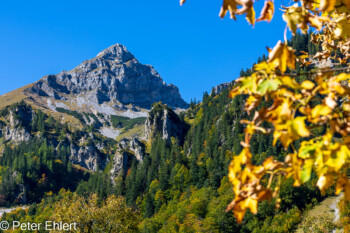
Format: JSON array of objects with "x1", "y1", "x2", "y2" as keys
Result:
[{"x1": 0, "y1": 33, "x2": 346, "y2": 232}]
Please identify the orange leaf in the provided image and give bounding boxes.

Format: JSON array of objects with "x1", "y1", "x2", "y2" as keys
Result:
[
  {"x1": 219, "y1": 0, "x2": 238, "y2": 19},
  {"x1": 257, "y1": 1, "x2": 274, "y2": 22}
]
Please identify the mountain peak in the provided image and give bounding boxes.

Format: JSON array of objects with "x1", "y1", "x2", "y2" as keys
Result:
[
  {"x1": 96, "y1": 43, "x2": 135, "y2": 63},
  {"x1": 23, "y1": 43, "x2": 189, "y2": 112}
]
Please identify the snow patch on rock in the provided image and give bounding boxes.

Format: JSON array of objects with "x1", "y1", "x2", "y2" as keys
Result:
[
  {"x1": 100, "y1": 127, "x2": 120, "y2": 139},
  {"x1": 117, "y1": 109, "x2": 148, "y2": 118},
  {"x1": 55, "y1": 102, "x2": 69, "y2": 109},
  {"x1": 47, "y1": 99, "x2": 56, "y2": 112}
]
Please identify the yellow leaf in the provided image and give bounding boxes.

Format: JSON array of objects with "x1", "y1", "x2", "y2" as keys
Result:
[
  {"x1": 234, "y1": 0, "x2": 255, "y2": 26},
  {"x1": 298, "y1": 140, "x2": 319, "y2": 159},
  {"x1": 245, "y1": 197, "x2": 258, "y2": 214},
  {"x1": 219, "y1": 0, "x2": 238, "y2": 19},
  {"x1": 279, "y1": 76, "x2": 300, "y2": 89},
  {"x1": 345, "y1": 182, "x2": 350, "y2": 201},
  {"x1": 233, "y1": 207, "x2": 246, "y2": 223},
  {"x1": 245, "y1": 95, "x2": 261, "y2": 113},
  {"x1": 291, "y1": 117, "x2": 310, "y2": 138},
  {"x1": 229, "y1": 87, "x2": 240, "y2": 99},
  {"x1": 267, "y1": 41, "x2": 296, "y2": 73},
  {"x1": 282, "y1": 4, "x2": 309, "y2": 34},
  {"x1": 246, "y1": 4, "x2": 256, "y2": 26},
  {"x1": 336, "y1": 175, "x2": 348, "y2": 195},
  {"x1": 337, "y1": 175, "x2": 350, "y2": 201},
  {"x1": 228, "y1": 149, "x2": 252, "y2": 182},
  {"x1": 317, "y1": 174, "x2": 333, "y2": 193},
  {"x1": 325, "y1": 94, "x2": 337, "y2": 109},
  {"x1": 301, "y1": 80, "x2": 315, "y2": 90},
  {"x1": 263, "y1": 157, "x2": 274, "y2": 170},
  {"x1": 308, "y1": 15, "x2": 323, "y2": 31},
  {"x1": 254, "y1": 61, "x2": 275, "y2": 73},
  {"x1": 263, "y1": 157, "x2": 283, "y2": 170},
  {"x1": 286, "y1": 154, "x2": 301, "y2": 185},
  {"x1": 334, "y1": 73, "x2": 350, "y2": 82},
  {"x1": 180, "y1": 0, "x2": 186, "y2": 5},
  {"x1": 334, "y1": 15, "x2": 350, "y2": 40},
  {"x1": 257, "y1": 0, "x2": 274, "y2": 22},
  {"x1": 257, "y1": 189, "x2": 272, "y2": 201},
  {"x1": 343, "y1": 103, "x2": 350, "y2": 112},
  {"x1": 327, "y1": 145, "x2": 350, "y2": 171},
  {"x1": 257, "y1": 79, "x2": 281, "y2": 95},
  {"x1": 301, "y1": 158, "x2": 314, "y2": 183},
  {"x1": 235, "y1": 0, "x2": 253, "y2": 15},
  {"x1": 274, "y1": 117, "x2": 310, "y2": 148},
  {"x1": 311, "y1": 105, "x2": 332, "y2": 119},
  {"x1": 228, "y1": 160, "x2": 241, "y2": 183},
  {"x1": 319, "y1": 0, "x2": 336, "y2": 12},
  {"x1": 279, "y1": 98, "x2": 293, "y2": 119}
]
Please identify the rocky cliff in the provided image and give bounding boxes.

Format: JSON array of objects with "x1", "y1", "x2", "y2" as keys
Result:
[
  {"x1": 30, "y1": 44, "x2": 188, "y2": 110},
  {"x1": 0, "y1": 102, "x2": 33, "y2": 144},
  {"x1": 110, "y1": 103, "x2": 188, "y2": 179},
  {"x1": 145, "y1": 102, "x2": 189, "y2": 144},
  {"x1": 110, "y1": 137, "x2": 145, "y2": 179},
  {"x1": 211, "y1": 81, "x2": 235, "y2": 96},
  {"x1": 0, "y1": 102, "x2": 113, "y2": 172},
  {"x1": 0, "y1": 44, "x2": 193, "y2": 178}
]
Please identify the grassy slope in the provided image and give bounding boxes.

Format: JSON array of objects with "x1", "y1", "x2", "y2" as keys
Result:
[
  {"x1": 296, "y1": 193, "x2": 344, "y2": 232},
  {"x1": 0, "y1": 84, "x2": 83, "y2": 128},
  {"x1": 115, "y1": 124, "x2": 144, "y2": 141},
  {"x1": 0, "y1": 85, "x2": 32, "y2": 109},
  {"x1": 0, "y1": 85, "x2": 146, "y2": 139}
]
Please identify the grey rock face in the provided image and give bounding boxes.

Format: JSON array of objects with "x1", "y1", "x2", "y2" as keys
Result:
[
  {"x1": 211, "y1": 81, "x2": 235, "y2": 96},
  {"x1": 145, "y1": 103, "x2": 188, "y2": 144},
  {"x1": 31, "y1": 44, "x2": 189, "y2": 109},
  {"x1": 70, "y1": 143, "x2": 106, "y2": 171},
  {"x1": 1, "y1": 106, "x2": 32, "y2": 143},
  {"x1": 110, "y1": 137, "x2": 145, "y2": 179},
  {"x1": 3, "y1": 126, "x2": 31, "y2": 143},
  {"x1": 110, "y1": 151, "x2": 129, "y2": 179},
  {"x1": 129, "y1": 138, "x2": 145, "y2": 161}
]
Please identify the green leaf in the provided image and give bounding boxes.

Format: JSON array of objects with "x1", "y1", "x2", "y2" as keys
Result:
[
  {"x1": 257, "y1": 79, "x2": 281, "y2": 95},
  {"x1": 301, "y1": 159, "x2": 314, "y2": 183}
]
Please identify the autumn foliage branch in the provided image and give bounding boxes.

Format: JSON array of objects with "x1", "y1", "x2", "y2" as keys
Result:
[{"x1": 181, "y1": 0, "x2": 350, "y2": 223}]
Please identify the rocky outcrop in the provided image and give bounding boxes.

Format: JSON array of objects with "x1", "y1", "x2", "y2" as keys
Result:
[
  {"x1": 69, "y1": 143, "x2": 106, "y2": 171},
  {"x1": 3, "y1": 126, "x2": 31, "y2": 143},
  {"x1": 30, "y1": 44, "x2": 189, "y2": 110},
  {"x1": 145, "y1": 103, "x2": 189, "y2": 144},
  {"x1": 0, "y1": 102, "x2": 114, "y2": 173},
  {"x1": 211, "y1": 81, "x2": 235, "y2": 96},
  {"x1": 0, "y1": 103, "x2": 33, "y2": 143},
  {"x1": 110, "y1": 138, "x2": 145, "y2": 179},
  {"x1": 129, "y1": 138, "x2": 145, "y2": 161}
]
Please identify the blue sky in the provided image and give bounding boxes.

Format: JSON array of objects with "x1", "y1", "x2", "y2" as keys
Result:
[{"x1": 0, "y1": 0, "x2": 287, "y2": 102}]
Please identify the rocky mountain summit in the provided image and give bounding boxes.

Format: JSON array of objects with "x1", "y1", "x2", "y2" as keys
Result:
[
  {"x1": 30, "y1": 44, "x2": 188, "y2": 110},
  {"x1": 0, "y1": 43, "x2": 189, "y2": 139}
]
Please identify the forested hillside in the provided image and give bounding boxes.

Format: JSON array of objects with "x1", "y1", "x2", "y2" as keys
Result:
[
  {"x1": 0, "y1": 33, "x2": 342, "y2": 232},
  {"x1": 0, "y1": 101, "x2": 117, "y2": 206}
]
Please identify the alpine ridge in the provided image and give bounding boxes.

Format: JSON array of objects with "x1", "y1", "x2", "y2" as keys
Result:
[
  {"x1": 0, "y1": 44, "x2": 188, "y2": 128},
  {"x1": 29, "y1": 43, "x2": 189, "y2": 111}
]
